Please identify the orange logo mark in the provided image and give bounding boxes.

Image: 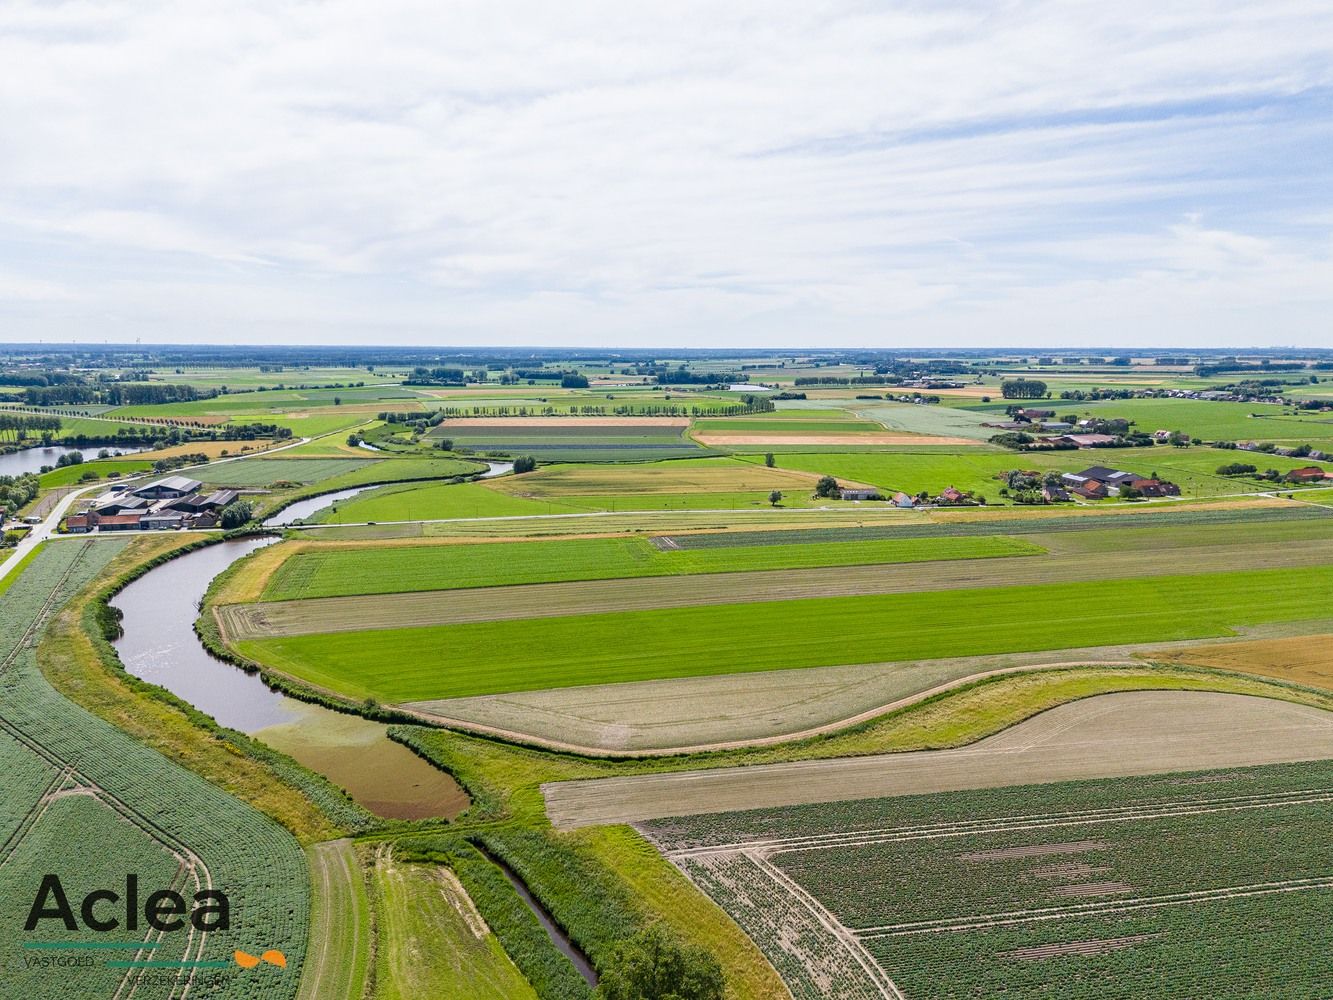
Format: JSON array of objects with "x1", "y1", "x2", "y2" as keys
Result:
[{"x1": 234, "y1": 949, "x2": 286, "y2": 969}]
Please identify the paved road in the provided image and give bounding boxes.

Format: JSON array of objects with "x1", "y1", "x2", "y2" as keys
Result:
[{"x1": 0, "y1": 433, "x2": 313, "y2": 584}]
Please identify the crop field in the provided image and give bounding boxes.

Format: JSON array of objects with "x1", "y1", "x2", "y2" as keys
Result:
[
  {"x1": 487, "y1": 456, "x2": 825, "y2": 497},
  {"x1": 653, "y1": 502, "x2": 1332, "y2": 548},
  {"x1": 260, "y1": 534, "x2": 1043, "y2": 600},
  {"x1": 640, "y1": 738, "x2": 1333, "y2": 1000},
  {"x1": 307, "y1": 479, "x2": 583, "y2": 523},
  {"x1": 430, "y1": 417, "x2": 711, "y2": 461},
  {"x1": 850, "y1": 402, "x2": 1003, "y2": 441},
  {"x1": 0, "y1": 540, "x2": 308, "y2": 999},
  {"x1": 231, "y1": 561, "x2": 1333, "y2": 703},
  {"x1": 36, "y1": 456, "x2": 154, "y2": 486},
  {"x1": 198, "y1": 457, "x2": 375, "y2": 486},
  {"x1": 229, "y1": 535, "x2": 1333, "y2": 641}
]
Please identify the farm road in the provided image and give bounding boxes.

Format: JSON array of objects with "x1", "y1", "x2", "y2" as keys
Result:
[{"x1": 542, "y1": 691, "x2": 1333, "y2": 829}]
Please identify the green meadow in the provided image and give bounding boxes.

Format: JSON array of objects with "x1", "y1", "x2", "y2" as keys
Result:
[
  {"x1": 263, "y1": 534, "x2": 1044, "y2": 600},
  {"x1": 237, "y1": 562, "x2": 1333, "y2": 702}
]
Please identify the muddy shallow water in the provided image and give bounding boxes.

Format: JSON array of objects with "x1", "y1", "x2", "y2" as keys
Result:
[{"x1": 111, "y1": 536, "x2": 468, "y2": 819}]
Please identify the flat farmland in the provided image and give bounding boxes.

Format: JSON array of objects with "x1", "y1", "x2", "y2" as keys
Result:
[
  {"x1": 430, "y1": 417, "x2": 710, "y2": 461},
  {"x1": 1059, "y1": 397, "x2": 1333, "y2": 445},
  {"x1": 307, "y1": 480, "x2": 584, "y2": 523},
  {"x1": 486, "y1": 456, "x2": 833, "y2": 497},
  {"x1": 230, "y1": 536, "x2": 1333, "y2": 638},
  {"x1": 199, "y1": 457, "x2": 375, "y2": 486},
  {"x1": 635, "y1": 708, "x2": 1333, "y2": 1000},
  {"x1": 754, "y1": 446, "x2": 1329, "y2": 500},
  {"x1": 260, "y1": 533, "x2": 1044, "y2": 600},
  {"x1": 1152, "y1": 633, "x2": 1333, "y2": 690},
  {"x1": 230, "y1": 561, "x2": 1333, "y2": 703}
]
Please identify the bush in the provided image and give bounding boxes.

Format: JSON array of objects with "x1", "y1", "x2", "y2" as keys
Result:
[
  {"x1": 219, "y1": 500, "x2": 254, "y2": 529},
  {"x1": 513, "y1": 455, "x2": 537, "y2": 474},
  {"x1": 1217, "y1": 462, "x2": 1258, "y2": 476}
]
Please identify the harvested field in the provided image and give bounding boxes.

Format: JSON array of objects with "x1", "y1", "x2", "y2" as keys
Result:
[
  {"x1": 439, "y1": 416, "x2": 689, "y2": 427},
  {"x1": 1150, "y1": 633, "x2": 1333, "y2": 690},
  {"x1": 543, "y1": 691, "x2": 1333, "y2": 827},
  {"x1": 225, "y1": 537, "x2": 1333, "y2": 638}
]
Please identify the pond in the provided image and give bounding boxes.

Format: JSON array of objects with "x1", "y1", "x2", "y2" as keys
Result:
[{"x1": 110, "y1": 536, "x2": 469, "y2": 820}]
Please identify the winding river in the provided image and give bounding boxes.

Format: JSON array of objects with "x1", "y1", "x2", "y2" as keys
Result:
[{"x1": 110, "y1": 536, "x2": 470, "y2": 820}]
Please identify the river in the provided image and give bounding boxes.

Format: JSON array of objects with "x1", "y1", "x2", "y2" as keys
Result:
[
  {"x1": 110, "y1": 536, "x2": 469, "y2": 820},
  {"x1": 262, "y1": 460, "x2": 513, "y2": 526}
]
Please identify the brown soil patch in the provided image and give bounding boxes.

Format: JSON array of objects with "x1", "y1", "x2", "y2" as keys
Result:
[
  {"x1": 1049, "y1": 881, "x2": 1134, "y2": 897},
  {"x1": 692, "y1": 433, "x2": 980, "y2": 446},
  {"x1": 1001, "y1": 934, "x2": 1160, "y2": 960},
  {"x1": 1152, "y1": 634, "x2": 1333, "y2": 690}
]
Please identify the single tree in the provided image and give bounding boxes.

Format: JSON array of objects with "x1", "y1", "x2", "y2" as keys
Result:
[
  {"x1": 512, "y1": 455, "x2": 537, "y2": 474},
  {"x1": 813, "y1": 475, "x2": 840, "y2": 499},
  {"x1": 598, "y1": 924, "x2": 724, "y2": 1000},
  {"x1": 768, "y1": 490, "x2": 783, "y2": 506},
  {"x1": 764, "y1": 452, "x2": 775, "y2": 468}
]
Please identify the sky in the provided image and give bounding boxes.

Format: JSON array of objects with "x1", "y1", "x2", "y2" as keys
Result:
[{"x1": 1, "y1": 1, "x2": 1332, "y2": 349}]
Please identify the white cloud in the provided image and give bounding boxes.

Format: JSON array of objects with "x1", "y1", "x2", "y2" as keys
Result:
[{"x1": 1, "y1": 1, "x2": 1331, "y2": 346}]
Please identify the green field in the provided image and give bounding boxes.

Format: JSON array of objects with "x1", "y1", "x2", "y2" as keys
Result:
[
  {"x1": 373, "y1": 853, "x2": 537, "y2": 1000},
  {"x1": 236, "y1": 562, "x2": 1333, "y2": 702},
  {"x1": 431, "y1": 420, "x2": 711, "y2": 462},
  {"x1": 750, "y1": 446, "x2": 1329, "y2": 500},
  {"x1": 36, "y1": 457, "x2": 154, "y2": 486},
  {"x1": 199, "y1": 457, "x2": 375, "y2": 486},
  {"x1": 308, "y1": 480, "x2": 581, "y2": 523},
  {"x1": 262, "y1": 534, "x2": 1045, "y2": 600},
  {"x1": 648, "y1": 759, "x2": 1333, "y2": 1000}
]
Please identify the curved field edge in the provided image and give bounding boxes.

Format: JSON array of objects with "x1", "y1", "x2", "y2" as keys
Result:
[{"x1": 224, "y1": 562, "x2": 1333, "y2": 704}]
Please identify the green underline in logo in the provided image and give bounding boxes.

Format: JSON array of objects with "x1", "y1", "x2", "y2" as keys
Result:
[{"x1": 23, "y1": 941, "x2": 161, "y2": 951}]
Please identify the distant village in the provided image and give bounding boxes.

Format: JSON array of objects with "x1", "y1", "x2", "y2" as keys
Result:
[{"x1": 64, "y1": 476, "x2": 239, "y2": 532}]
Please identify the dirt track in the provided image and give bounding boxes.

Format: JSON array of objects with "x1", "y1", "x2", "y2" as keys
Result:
[{"x1": 542, "y1": 691, "x2": 1333, "y2": 828}]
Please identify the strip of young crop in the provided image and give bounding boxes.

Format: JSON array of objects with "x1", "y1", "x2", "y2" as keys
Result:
[
  {"x1": 198, "y1": 456, "x2": 375, "y2": 486},
  {"x1": 296, "y1": 840, "x2": 371, "y2": 1000},
  {"x1": 2, "y1": 541, "x2": 310, "y2": 999},
  {"x1": 868, "y1": 890, "x2": 1333, "y2": 1000},
  {"x1": 235, "y1": 562, "x2": 1333, "y2": 702},
  {"x1": 660, "y1": 502, "x2": 1331, "y2": 549},
  {"x1": 261, "y1": 534, "x2": 1044, "y2": 601}
]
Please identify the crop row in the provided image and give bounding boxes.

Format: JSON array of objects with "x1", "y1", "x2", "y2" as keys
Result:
[
  {"x1": 261, "y1": 533, "x2": 1041, "y2": 601},
  {"x1": 663, "y1": 503, "x2": 1332, "y2": 550},
  {"x1": 0, "y1": 541, "x2": 308, "y2": 1000}
]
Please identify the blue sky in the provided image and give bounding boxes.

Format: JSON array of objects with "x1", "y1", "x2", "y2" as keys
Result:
[{"x1": 1, "y1": 1, "x2": 1331, "y2": 348}]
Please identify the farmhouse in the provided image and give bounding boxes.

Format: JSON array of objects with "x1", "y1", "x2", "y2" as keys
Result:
[
  {"x1": 141, "y1": 511, "x2": 186, "y2": 530},
  {"x1": 96, "y1": 514, "x2": 148, "y2": 532},
  {"x1": 891, "y1": 491, "x2": 915, "y2": 508},
  {"x1": 1068, "y1": 466, "x2": 1141, "y2": 490},
  {"x1": 937, "y1": 485, "x2": 972, "y2": 505},
  {"x1": 839, "y1": 488, "x2": 880, "y2": 501},
  {"x1": 1042, "y1": 485, "x2": 1071, "y2": 503},
  {"x1": 64, "y1": 514, "x2": 94, "y2": 533},
  {"x1": 1019, "y1": 408, "x2": 1055, "y2": 420},
  {"x1": 133, "y1": 475, "x2": 203, "y2": 500},
  {"x1": 1286, "y1": 466, "x2": 1328, "y2": 484},
  {"x1": 1129, "y1": 477, "x2": 1181, "y2": 497},
  {"x1": 1066, "y1": 479, "x2": 1108, "y2": 500},
  {"x1": 166, "y1": 489, "x2": 238, "y2": 514},
  {"x1": 1153, "y1": 429, "x2": 1172, "y2": 442}
]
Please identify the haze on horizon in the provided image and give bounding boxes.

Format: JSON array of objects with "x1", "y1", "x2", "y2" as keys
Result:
[{"x1": 1, "y1": 2, "x2": 1331, "y2": 350}]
